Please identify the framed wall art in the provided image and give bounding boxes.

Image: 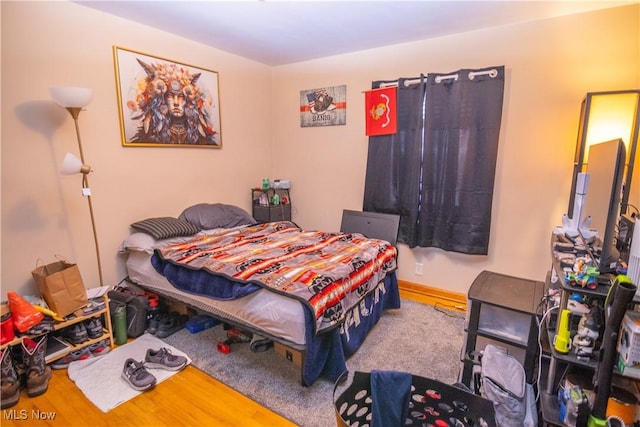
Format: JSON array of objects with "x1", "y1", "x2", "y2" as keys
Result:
[
  {"x1": 300, "y1": 85, "x2": 346, "y2": 127},
  {"x1": 113, "y1": 46, "x2": 222, "y2": 148}
]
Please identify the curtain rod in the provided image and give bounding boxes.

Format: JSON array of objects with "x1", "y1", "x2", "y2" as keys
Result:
[{"x1": 376, "y1": 68, "x2": 499, "y2": 88}]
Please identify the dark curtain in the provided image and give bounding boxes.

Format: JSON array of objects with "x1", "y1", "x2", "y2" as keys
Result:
[
  {"x1": 363, "y1": 77, "x2": 426, "y2": 243},
  {"x1": 363, "y1": 66, "x2": 505, "y2": 255}
]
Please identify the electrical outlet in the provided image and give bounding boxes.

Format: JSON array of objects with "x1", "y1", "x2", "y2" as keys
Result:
[{"x1": 415, "y1": 262, "x2": 423, "y2": 275}]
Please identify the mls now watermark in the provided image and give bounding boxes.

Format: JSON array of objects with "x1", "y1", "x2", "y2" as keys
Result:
[{"x1": 3, "y1": 409, "x2": 57, "y2": 421}]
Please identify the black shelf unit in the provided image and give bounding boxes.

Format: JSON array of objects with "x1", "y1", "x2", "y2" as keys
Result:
[
  {"x1": 540, "y1": 233, "x2": 640, "y2": 426},
  {"x1": 251, "y1": 187, "x2": 291, "y2": 223},
  {"x1": 460, "y1": 270, "x2": 545, "y2": 388}
]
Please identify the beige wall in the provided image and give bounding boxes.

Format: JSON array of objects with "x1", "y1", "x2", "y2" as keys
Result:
[
  {"x1": 271, "y1": 4, "x2": 639, "y2": 292},
  {"x1": 2, "y1": 2, "x2": 638, "y2": 297},
  {"x1": 1, "y1": 1, "x2": 273, "y2": 293}
]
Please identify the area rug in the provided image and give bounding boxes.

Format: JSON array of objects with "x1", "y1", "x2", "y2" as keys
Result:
[
  {"x1": 67, "y1": 333, "x2": 191, "y2": 413},
  {"x1": 161, "y1": 299, "x2": 465, "y2": 427}
]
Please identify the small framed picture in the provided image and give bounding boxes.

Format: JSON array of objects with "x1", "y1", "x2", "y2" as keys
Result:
[
  {"x1": 113, "y1": 46, "x2": 222, "y2": 148},
  {"x1": 300, "y1": 85, "x2": 346, "y2": 127}
]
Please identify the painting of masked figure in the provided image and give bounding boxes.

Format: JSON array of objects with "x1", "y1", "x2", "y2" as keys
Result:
[{"x1": 114, "y1": 46, "x2": 222, "y2": 147}]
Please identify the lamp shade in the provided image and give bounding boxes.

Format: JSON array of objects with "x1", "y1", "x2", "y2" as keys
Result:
[
  {"x1": 61, "y1": 152, "x2": 90, "y2": 175},
  {"x1": 49, "y1": 87, "x2": 93, "y2": 108}
]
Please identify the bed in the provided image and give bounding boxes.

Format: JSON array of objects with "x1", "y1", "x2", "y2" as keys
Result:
[{"x1": 119, "y1": 204, "x2": 401, "y2": 386}]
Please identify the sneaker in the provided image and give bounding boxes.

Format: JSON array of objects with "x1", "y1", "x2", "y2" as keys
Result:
[
  {"x1": 122, "y1": 358, "x2": 156, "y2": 391},
  {"x1": 87, "y1": 339, "x2": 111, "y2": 357},
  {"x1": 155, "y1": 313, "x2": 188, "y2": 338},
  {"x1": 144, "y1": 347, "x2": 187, "y2": 371},
  {"x1": 147, "y1": 312, "x2": 164, "y2": 335},
  {"x1": 65, "y1": 323, "x2": 88, "y2": 345},
  {"x1": 50, "y1": 347, "x2": 93, "y2": 370},
  {"x1": 84, "y1": 317, "x2": 104, "y2": 339}
]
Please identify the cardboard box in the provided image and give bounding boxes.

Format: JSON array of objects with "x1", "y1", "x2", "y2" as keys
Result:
[
  {"x1": 164, "y1": 298, "x2": 195, "y2": 316},
  {"x1": 617, "y1": 311, "x2": 640, "y2": 367},
  {"x1": 274, "y1": 342, "x2": 303, "y2": 367}
]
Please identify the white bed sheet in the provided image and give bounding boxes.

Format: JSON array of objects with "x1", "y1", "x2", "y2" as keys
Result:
[{"x1": 125, "y1": 250, "x2": 307, "y2": 345}]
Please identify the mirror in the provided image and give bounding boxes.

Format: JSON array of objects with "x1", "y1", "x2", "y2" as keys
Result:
[{"x1": 567, "y1": 90, "x2": 639, "y2": 220}]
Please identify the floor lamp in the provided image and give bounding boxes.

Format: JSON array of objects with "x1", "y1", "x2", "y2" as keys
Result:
[{"x1": 50, "y1": 87, "x2": 104, "y2": 286}]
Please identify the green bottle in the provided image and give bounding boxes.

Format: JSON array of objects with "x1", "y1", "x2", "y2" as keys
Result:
[{"x1": 113, "y1": 305, "x2": 127, "y2": 345}]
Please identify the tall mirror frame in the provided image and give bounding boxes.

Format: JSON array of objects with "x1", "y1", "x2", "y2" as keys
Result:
[{"x1": 568, "y1": 90, "x2": 640, "y2": 219}]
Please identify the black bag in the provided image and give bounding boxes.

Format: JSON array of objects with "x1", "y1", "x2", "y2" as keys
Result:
[
  {"x1": 108, "y1": 284, "x2": 149, "y2": 338},
  {"x1": 334, "y1": 371, "x2": 496, "y2": 427}
]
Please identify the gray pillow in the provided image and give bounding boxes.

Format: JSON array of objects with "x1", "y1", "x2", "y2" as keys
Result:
[
  {"x1": 130, "y1": 217, "x2": 200, "y2": 239},
  {"x1": 179, "y1": 203, "x2": 256, "y2": 230}
]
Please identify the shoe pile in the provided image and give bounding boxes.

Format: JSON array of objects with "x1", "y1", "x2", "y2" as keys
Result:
[
  {"x1": 50, "y1": 338, "x2": 111, "y2": 370},
  {"x1": 121, "y1": 347, "x2": 188, "y2": 392},
  {"x1": 147, "y1": 312, "x2": 188, "y2": 338}
]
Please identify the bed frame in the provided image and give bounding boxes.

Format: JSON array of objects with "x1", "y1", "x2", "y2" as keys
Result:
[{"x1": 132, "y1": 274, "x2": 398, "y2": 385}]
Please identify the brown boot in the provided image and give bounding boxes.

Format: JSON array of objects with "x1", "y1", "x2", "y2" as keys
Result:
[
  {"x1": 22, "y1": 336, "x2": 52, "y2": 397},
  {"x1": 1, "y1": 348, "x2": 20, "y2": 409}
]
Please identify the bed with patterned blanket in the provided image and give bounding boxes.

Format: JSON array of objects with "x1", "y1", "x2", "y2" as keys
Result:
[{"x1": 120, "y1": 205, "x2": 400, "y2": 386}]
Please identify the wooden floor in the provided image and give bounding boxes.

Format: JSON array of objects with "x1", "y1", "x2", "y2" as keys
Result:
[
  {"x1": 2, "y1": 292, "x2": 449, "y2": 426},
  {"x1": 2, "y1": 365, "x2": 296, "y2": 427}
]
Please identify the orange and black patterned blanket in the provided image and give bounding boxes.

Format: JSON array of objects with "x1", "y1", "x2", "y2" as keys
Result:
[{"x1": 152, "y1": 221, "x2": 397, "y2": 334}]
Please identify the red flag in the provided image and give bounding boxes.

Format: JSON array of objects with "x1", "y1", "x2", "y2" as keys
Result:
[{"x1": 364, "y1": 87, "x2": 397, "y2": 136}]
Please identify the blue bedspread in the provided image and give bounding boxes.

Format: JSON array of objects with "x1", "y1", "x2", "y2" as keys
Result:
[{"x1": 302, "y1": 273, "x2": 400, "y2": 385}]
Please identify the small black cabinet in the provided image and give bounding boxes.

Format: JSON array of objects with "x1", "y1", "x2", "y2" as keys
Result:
[
  {"x1": 460, "y1": 270, "x2": 544, "y2": 387},
  {"x1": 252, "y1": 188, "x2": 291, "y2": 223}
]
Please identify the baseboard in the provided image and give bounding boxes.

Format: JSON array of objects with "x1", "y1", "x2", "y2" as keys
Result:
[{"x1": 398, "y1": 280, "x2": 467, "y2": 313}]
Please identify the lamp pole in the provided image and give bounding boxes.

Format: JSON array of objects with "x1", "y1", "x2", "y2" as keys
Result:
[{"x1": 69, "y1": 108, "x2": 104, "y2": 287}]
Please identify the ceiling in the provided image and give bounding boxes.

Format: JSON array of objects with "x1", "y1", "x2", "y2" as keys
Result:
[{"x1": 77, "y1": 1, "x2": 635, "y2": 66}]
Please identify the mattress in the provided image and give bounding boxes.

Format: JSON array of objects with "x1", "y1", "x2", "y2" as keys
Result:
[{"x1": 125, "y1": 249, "x2": 307, "y2": 345}]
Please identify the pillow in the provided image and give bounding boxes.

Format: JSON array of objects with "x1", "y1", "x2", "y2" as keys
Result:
[
  {"x1": 179, "y1": 203, "x2": 256, "y2": 230},
  {"x1": 130, "y1": 217, "x2": 200, "y2": 239},
  {"x1": 119, "y1": 232, "x2": 157, "y2": 254},
  {"x1": 120, "y1": 230, "x2": 210, "y2": 254}
]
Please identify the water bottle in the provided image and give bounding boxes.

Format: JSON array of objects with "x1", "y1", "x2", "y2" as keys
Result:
[
  {"x1": 262, "y1": 178, "x2": 269, "y2": 190},
  {"x1": 113, "y1": 305, "x2": 127, "y2": 345},
  {"x1": 146, "y1": 297, "x2": 159, "y2": 320}
]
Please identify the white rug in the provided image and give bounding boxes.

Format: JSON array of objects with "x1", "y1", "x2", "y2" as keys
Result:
[{"x1": 67, "y1": 333, "x2": 191, "y2": 413}]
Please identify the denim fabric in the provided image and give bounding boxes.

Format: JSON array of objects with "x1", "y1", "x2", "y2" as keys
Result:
[{"x1": 370, "y1": 370, "x2": 412, "y2": 427}]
